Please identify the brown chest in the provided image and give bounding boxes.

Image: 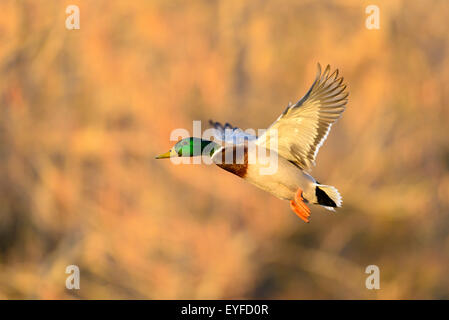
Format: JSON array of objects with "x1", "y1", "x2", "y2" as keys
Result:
[{"x1": 215, "y1": 146, "x2": 248, "y2": 178}]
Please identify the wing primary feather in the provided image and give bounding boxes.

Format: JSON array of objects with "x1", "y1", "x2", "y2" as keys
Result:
[{"x1": 256, "y1": 63, "x2": 348, "y2": 170}]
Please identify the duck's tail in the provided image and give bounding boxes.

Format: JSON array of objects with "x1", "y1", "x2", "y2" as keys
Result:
[{"x1": 315, "y1": 183, "x2": 342, "y2": 211}]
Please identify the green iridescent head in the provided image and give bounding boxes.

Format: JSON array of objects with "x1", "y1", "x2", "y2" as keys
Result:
[{"x1": 156, "y1": 137, "x2": 219, "y2": 159}]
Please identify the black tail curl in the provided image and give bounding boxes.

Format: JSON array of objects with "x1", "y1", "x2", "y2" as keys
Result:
[{"x1": 315, "y1": 186, "x2": 337, "y2": 207}]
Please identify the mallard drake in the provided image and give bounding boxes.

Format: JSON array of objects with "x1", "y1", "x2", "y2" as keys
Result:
[{"x1": 156, "y1": 64, "x2": 348, "y2": 223}]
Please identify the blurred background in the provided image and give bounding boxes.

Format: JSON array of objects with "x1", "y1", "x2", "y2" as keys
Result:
[{"x1": 0, "y1": 0, "x2": 448, "y2": 299}]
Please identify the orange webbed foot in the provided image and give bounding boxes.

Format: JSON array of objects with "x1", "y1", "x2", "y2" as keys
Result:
[{"x1": 289, "y1": 188, "x2": 311, "y2": 223}]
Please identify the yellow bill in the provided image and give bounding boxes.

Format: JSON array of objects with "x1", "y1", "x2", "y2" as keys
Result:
[{"x1": 155, "y1": 150, "x2": 172, "y2": 159}]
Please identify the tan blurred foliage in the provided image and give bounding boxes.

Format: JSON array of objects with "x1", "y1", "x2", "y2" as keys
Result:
[{"x1": 0, "y1": 0, "x2": 448, "y2": 299}]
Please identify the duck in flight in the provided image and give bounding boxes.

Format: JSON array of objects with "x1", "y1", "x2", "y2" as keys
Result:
[{"x1": 156, "y1": 64, "x2": 348, "y2": 223}]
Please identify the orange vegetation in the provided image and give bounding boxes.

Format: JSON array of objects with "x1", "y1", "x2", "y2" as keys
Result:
[{"x1": 0, "y1": 0, "x2": 448, "y2": 299}]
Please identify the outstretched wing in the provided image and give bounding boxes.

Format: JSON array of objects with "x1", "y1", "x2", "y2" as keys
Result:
[
  {"x1": 256, "y1": 64, "x2": 348, "y2": 170},
  {"x1": 208, "y1": 120, "x2": 257, "y2": 145}
]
